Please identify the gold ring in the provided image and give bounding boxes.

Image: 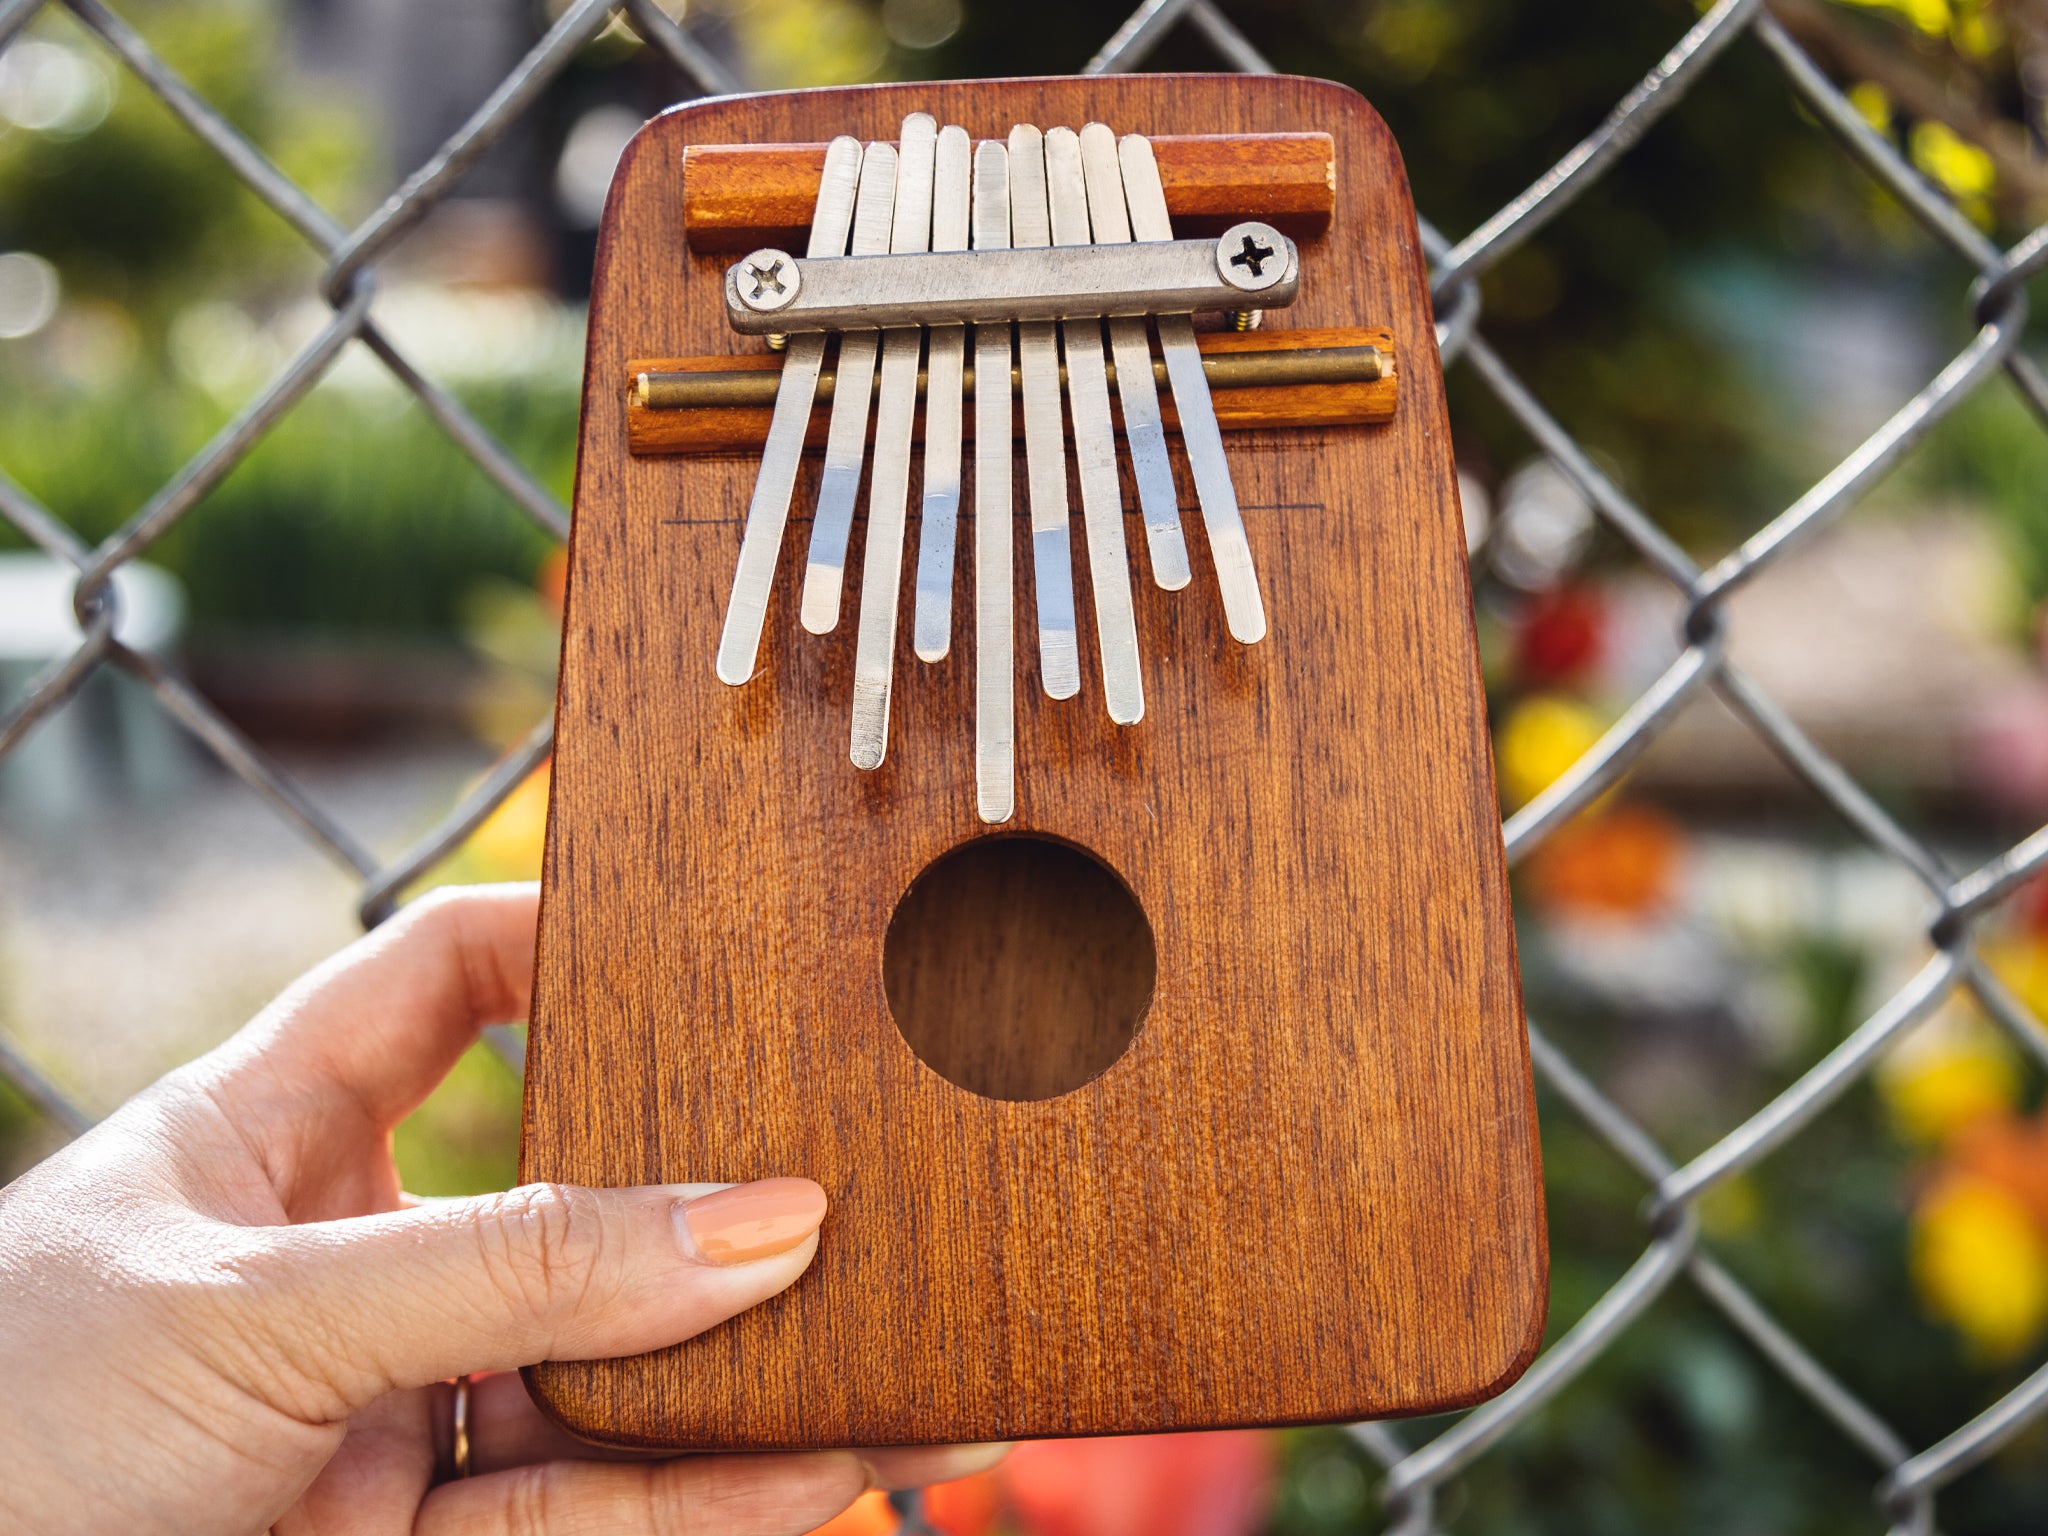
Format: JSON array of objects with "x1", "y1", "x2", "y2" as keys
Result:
[{"x1": 449, "y1": 1374, "x2": 474, "y2": 1480}]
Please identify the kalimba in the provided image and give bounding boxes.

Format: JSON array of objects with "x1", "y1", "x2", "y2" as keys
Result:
[{"x1": 523, "y1": 75, "x2": 1544, "y2": 1450}]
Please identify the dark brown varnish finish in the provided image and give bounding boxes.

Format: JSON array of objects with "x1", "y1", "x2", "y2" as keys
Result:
[{"x1": 523, "y1": 74, "x2": 1546, "y2": 1450}]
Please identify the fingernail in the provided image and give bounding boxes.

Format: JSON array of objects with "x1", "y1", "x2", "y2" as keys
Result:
[{"x1": 678, "y1": 1177, "x2": 827, "y2": 1265}]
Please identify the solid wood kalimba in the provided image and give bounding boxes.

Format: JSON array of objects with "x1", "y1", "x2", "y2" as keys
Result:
[{"x1": 523, "y1": 74, "x2": 1544, "y2": 1450}]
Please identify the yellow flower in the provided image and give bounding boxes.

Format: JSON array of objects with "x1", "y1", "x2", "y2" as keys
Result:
[
  {"x1": 1911, "y1": 121, "x2": 1996, "y2": 200},
  {"x1": 1836, "y1": 0, "x2": 1953, "y2": 37},
  {"x1": 1878, "y1": 1000, "x2": 2020, "y2": 1144},
  {"x1": 466, "y1": 764, "x2": 552, "y2": 881},
  {"x1": 1848, "y1": 82, "x2": 1892, "y2": 136},
  {"x1": 1914, "y1": 1175, "x2": 2048, "y2": 1362},
  {"x1": 1496, "y1": 695, "x2": 1606, "y2": 810},
  {"x1": 1984, "y1": 934, "x2": 2048, "y2": 1029},
  {"x1": 1699, "y1": 1173, "x2": 1760, "y2": 1238}
]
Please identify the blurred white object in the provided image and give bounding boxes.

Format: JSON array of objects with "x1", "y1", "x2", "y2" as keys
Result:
[
  {"x1": 0, "y1": 556, "x2": 183, "y2": 657},
  {"x1": 1456, "y1": 467, "x2": 1491, "y2": 556},
  {"x1": 1491, "y1": 457, "x2": 1593, "y2": 589},
  {"x1": 1617, "y1": 514, "x2": 2041, "y2": 802},
  {"x1": 0, "y1": 555, "x2": 192, "y2": 823},
  {"x1": 556, "y1": 105, "x2": 643, "y2": 228},
  {"x1": 0, "y1": 39, "x2": 110, "y2": 136},
  {"x1": 882, "y1": 0, "x2": 963, "y2": 47},
  {"x1": 0, "y1": 251, "x2": 60, "y2": 340}
]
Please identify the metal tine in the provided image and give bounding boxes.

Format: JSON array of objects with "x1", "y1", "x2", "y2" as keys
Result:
[
  {"x1": 972, "y1": 139, "x2": 1016, "y2": 823},
  {"x1": 1046, "y1": 126, "x2": 1144, "y2": 725},
  {"x1": 913, "y1": 125, "x2": 972, "y2": 664},
  {"x1": 1118, "y1": 132, "x2": 1267, "y2": 644},
  {"x1": 849, "y1": 112, "x2": 939, "y2": 770},
  {"x1": 801, "y1": 140, "x2": 899, "y2": 635},
  {"x1": 1008, "y1": 124, "x2": 1081, "y2": 701},
  {"x1": 1078, "y1": 122, "x2": 1190, "y2": 592},
  {"x1": 714, "y1": 136, "x2": 863, "y2": 685}
]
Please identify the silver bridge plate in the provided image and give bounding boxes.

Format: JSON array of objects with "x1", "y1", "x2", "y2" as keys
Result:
[{"x1": 726, "y1": 231, "x2": 1300, "y2": 334}]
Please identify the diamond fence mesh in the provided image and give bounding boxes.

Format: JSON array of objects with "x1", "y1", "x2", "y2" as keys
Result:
[{"x1": 4, "y1": 0, "x2": 2048, "y2": 1531}]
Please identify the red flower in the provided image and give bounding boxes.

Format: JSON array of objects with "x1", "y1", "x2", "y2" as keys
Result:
[{"x1": 1513, "y1": 585, "x2": 1606, "y2": 689}]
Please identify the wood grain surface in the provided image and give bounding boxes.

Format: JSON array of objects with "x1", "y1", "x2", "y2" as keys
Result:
[
  {"x1": 624, "y1": 327, "x2": 1399, "y2": 455},
  {"x1": 682, "y1": 130, "x2": 1335, "y2": 251},
  {"x1": 523, "y1": 74, "x2": 1546, "y2": 1451}
]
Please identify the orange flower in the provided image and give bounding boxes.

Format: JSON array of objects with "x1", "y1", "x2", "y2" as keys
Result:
[
  {"x1": 536, "y1": 547, "x2": 569, "y2": 615},
  {"x1": 1524, "y1": 803, "x2": 1685, "y2": 919},
  {"x1": 1947, "y1": 1113, "x2": 2048, "y2": 1233},
  {"x1": 925, "y1": 1471, "x2": 1001, "y2": 1536},
  {"x1": 1004, "y1": 1432, "x2": 1274, "y2": 1536}
]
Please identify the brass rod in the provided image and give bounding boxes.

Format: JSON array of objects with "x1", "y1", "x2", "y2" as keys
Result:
[{"x1": 633, "y1": 344, "x2": 1387, "y2": 410}]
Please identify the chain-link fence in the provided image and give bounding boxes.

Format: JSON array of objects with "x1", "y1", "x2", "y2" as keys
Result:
[{"x1": 5, "y1": 0, "x2": 2048, "y2": 1531}]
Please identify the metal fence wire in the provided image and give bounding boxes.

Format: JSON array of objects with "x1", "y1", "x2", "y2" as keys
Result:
[{"x1": 5, "y1": 0, "x2": 2048, "y2": 1531}]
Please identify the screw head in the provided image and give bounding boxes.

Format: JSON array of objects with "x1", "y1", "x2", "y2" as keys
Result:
[
  {"x1": 732, "y1": 248, "x2": 800, "y2": 312},
  {"x1": 1216, "y1": 222, "x2": 1289, "y2": 294}
]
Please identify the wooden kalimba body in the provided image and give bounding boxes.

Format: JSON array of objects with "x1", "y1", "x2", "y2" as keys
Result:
[{"x1": 523, "y1": 74, "x2": 1545, "y2": 1450}]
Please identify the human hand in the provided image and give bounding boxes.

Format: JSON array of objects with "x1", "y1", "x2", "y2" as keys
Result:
[{"x1": 0, "y1": 882, "x2": 998, "y2": 1534}]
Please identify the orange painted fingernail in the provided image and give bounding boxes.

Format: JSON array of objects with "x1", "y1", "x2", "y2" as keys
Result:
[{"x1": 678, "y1": 1177, "x2": 827, "y2": 1265}]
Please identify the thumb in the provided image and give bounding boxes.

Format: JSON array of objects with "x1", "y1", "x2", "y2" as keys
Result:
[{"x1": 242, "y1": 1177, "x2": 826, "y2": 1414}]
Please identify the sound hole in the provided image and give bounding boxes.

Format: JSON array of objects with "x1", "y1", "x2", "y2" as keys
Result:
[{"x1": 883, "y1": 836, "x2": 1156, "y2": 1103}]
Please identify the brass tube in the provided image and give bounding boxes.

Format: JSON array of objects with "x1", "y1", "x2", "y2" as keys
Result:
[{"x1": 634, "y1": 343, "x2": 1386, "y2": 410}]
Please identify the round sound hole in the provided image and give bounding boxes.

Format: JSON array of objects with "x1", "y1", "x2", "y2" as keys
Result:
[{"x1": 883, "y1": 836, "x2": 1156, "y2": 1103}]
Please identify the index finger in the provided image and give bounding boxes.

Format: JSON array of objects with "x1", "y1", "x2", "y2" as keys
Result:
[{"x1": 217, "y1": 882, "x2": 540, "y2": 1133}]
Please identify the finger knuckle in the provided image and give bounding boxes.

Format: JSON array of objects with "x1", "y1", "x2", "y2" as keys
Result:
[
  {"x1": 474, "y1": 1182, "x2": 614, "y2": 1321},
  {"x1": 496, "y1": 1464, "x2": 556, "y2": 1536}
]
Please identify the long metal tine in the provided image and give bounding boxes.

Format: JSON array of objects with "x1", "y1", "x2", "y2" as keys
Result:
[
  {"x1": 1079, "y1": 121, "x2": 1190, "y2": 592},
  {"x1": 1117, "y1": 132, "x2": 1266, "y2": 643},
  {"x1": 972, "y1": 139, "x2": 1017, "y2": 823},
  {"x1": 1008, "y1": 124, "x2": 1082, "y2": 700},
  {"x1": 1046, "y1": 125, "x2": 1143, "y2": 725},
  {"x1": 802, "y1": 141, "x2": 900, "y2": 634},
  {"x1": 716, "y1": 135, "x2": 864, "y2": 685},
  {"x1": 850, "y1": 113, "x2": 939, "y2": 770},
  {"x1": 913, "y1": 125, "x2": 974, "y2": 663}
]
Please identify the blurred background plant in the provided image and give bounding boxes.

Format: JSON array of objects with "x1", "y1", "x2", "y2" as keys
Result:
[{"x1": 12, "y1": 0, "x2": 2048, "y2": 1531}]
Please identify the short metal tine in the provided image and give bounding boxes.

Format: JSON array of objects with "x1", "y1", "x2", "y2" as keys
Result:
[
  {"x1": 801, "y1": 140, "x2": 899, "y2": 635},
  {"x1": 1008, "y1": 123, "x2": 1081, "y2": 701},
  {"x1": 1079, "y1": 122, "x2": 1190, "y2": 592},
  {"x1": 913, "y1": 124, "x2": 972, "y2": 664},
  {"x1": 849, "y1": 113, "x2": 938, "y2": 770},
  {"x1": 715, "y1": 136, "x2": 863, "y2": 685},
  {"x1": 1046, "y1": 126, "x2": 1143, "y2": 725},
  {"x1": 1118, "y1": 132, "x2": 1266, "y2": 643},
  {"x1": 972, "y1": 139, "x2": 1016, "y2": 823}
]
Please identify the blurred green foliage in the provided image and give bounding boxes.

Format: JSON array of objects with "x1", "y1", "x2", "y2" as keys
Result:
[
  {"x1": 392, "y1": 1037, "x2": 524, "y2": 1197},
  {"x1": 0, "y1": 1066, "x2": 41, "y2": 1183},
  {"x1": 0, "y1": 4, "x2": 361, "y2": 314},
  {"x1": 0, "y1": 2, "x2": 563, "y2": 638},
  {"x1": 1922, "y1": 383, "x2": 2048, "y2": 605},
  {"x1": 0, "y1": 374, "x2": 570, "y2": 635}
]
